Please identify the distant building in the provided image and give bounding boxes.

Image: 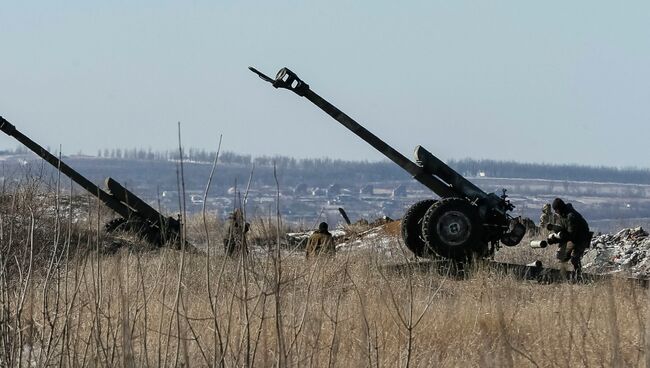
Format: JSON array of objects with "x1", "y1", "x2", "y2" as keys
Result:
[
  {"x1": 381, "y1": 200, "x2": 400, "y2": 218},
  {"x1": 392, "y1": 184, "x2": 407, "y2": 198},
  {"x1": 312, "y1": 187, "x2": 326, "y2": 196},
  {"x1": 161, "y1": 191, "x2": 177, "y2": 199},
  {"x1": 294, "y1": 183, "x2": 308, "y2": 196},
  {"x1": 360, "y1": 184, "x2": 374, "y2": 195},
  {"x1": 327, "y1": 184, "x2": 341, "y2": 197}
]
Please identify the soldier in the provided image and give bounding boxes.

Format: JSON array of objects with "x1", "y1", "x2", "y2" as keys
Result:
[
  {"x1": 539, "y1": 203, "x2": 554, "y2": 231},
  {"x1": 223, "y1": 208, "x2": 250, "y2": 256},
  {"x1": 305, "y1": 222, "x2": 335, "y2": 258},
  {"x1": 546, "y1": 198, "x2": 592, "y2": 279}
]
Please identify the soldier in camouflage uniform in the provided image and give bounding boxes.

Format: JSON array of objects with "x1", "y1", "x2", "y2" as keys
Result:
[
  {"x1": 546, "y1": 198, "x2": 592, "y2": 278},
  {"x1": 305, "y1": 222, "x2": 335, "y2": 258},
  {"x1": 223, "y1": 208, "x2": 250, "y2": 256},
  {"x1": 539, "y1": 203, "x2": 554, "y2": 231}
]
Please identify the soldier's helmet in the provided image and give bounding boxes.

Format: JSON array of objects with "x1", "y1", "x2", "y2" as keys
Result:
[
  {"x1": 318, "y1": 222, "x2": 328, "y2": 232},
  {"x1": 552, "y1": 198, "x2": 567, "y2": 214}
]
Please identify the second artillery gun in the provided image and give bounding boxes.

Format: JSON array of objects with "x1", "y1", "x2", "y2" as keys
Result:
[
  {"x1": 250, "y1": 67, "x2": 526, "y2": 261},
  {"x1": 0, "y1": 116, "x2": 183, "y2": 246}
]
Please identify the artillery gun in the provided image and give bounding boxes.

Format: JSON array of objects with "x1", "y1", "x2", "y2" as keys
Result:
[
  {"x1": 0, "y1": 116, "x2": 182, "y2": 246},
  {"x1": 250, "y1": 67, "x2": 526, "y2": 261}
]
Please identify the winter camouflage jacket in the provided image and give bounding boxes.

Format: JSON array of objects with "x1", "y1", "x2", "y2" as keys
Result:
[{"x1": 305, "y1": 230, "x2": 335, "y2": 258}]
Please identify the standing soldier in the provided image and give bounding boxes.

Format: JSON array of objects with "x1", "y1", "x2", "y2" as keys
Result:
[
  {"x1": 539, "y1": 203, "x2": 554, "y2": 231},
  {"x1": 305, "y1": 222, "x2": 335, "y2": 258},
  {"x1": 223, "y1": 208, "x2": 250, "y2": 256},
  {"x1": 546, "y1": 198, "x2": 592, "y2": 279}
]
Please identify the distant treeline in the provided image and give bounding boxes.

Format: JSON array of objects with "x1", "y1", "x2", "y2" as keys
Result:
[
  {"x1": 87, "y1": 148, "x2": 650, "y2": 185},
  {"x1": 448, "y1": 158, "x2": 650, "y2": 185}
]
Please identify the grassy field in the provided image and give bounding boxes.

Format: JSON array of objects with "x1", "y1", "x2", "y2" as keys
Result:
[{"x1": 1, "y1": 184, "x2": 649, "y2": 367}]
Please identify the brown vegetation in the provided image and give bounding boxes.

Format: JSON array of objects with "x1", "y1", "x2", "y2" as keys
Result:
[{"x1": 1, "y1": 180, "x2": 649, "y2": 367}]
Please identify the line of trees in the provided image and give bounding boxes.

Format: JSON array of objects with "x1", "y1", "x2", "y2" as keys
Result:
[
  {"x1": 448, "y1": 158, "x2": 650, "y2": 185},
  {"x1": 92, "y1": 147, "x2": 650, "y2": 185},
  {"x1": 6, "y1": 144, "x2": 650, "y2": 185}
]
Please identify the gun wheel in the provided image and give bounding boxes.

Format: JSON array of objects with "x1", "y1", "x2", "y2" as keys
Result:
[
  {"x1": 422, "y1": 198, "x2": 483, "y2": 262},
  {"x1": 400, "y1": 199, "x2": 437, "y2": 257}
]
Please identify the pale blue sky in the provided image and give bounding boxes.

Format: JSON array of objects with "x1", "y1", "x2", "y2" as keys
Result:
[{"x1": 1, "y1": 1, "x2": 648, "y2": 168}]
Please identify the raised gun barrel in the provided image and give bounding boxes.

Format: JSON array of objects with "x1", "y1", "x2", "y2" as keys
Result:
[
  {"x1": 0, "y1": 116, "x2": 182, "y2": 246},
  {"x1": 250, "y1": 67, "x2": 526, "y2": 261},
  {"x1": 249, "y1": 67, "x2": 457, "y2": 199},
  {"x1": 414, "y1": 145, "x2": 488, "y2": 202},
  {"x1": 0, "y1": 116, "x2": 131, "y2": 215}
]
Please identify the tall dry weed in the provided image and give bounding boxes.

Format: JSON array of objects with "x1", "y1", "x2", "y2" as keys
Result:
[{"x1": 0, "y1": 170, "x2": 648, "y2": 367}]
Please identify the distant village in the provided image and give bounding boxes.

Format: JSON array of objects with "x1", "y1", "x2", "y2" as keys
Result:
[{"x1": 1, "y1": 150, "x2": 650, "y2": 232}]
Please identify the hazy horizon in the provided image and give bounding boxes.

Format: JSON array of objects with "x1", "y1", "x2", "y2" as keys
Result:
[
  {"x1": 2, "y1": 2, "x2": 649, "y2": 169},
  {"x1": 5, "y1": 143, "x2": 650, "y2": 173}
]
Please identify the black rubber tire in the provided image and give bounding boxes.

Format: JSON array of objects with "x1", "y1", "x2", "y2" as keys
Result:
[
  {"x1": 422, "y1": 198, "x2": 483, "y2": 262},
  {"x1": 401, "y1": 199, "x2": 437, "y2": 257}
]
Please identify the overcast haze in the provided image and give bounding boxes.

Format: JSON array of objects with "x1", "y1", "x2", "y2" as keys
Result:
[{"x1": 1, "y1": 1, "x2": 649, "y2": 168}]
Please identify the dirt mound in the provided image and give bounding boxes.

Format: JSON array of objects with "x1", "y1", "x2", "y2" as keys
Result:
[{"x1": 381, "y1": 220, "x2": 401, "y2": 237}]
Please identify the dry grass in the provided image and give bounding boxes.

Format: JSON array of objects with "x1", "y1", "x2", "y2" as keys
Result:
[
  {"x1": 494, "y1": 232, "x2": 565, "y2": 269},
  {"x1": 1, "y1": 180, "x2": 649, "y2": 367}
]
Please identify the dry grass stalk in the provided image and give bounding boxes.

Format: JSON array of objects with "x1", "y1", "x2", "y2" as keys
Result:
[{"x1": 0, "y1": 171, "x2": 649, "y2": 367}]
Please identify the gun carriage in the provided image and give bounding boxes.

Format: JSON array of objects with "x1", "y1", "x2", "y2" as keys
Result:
[
  {"x1": 0, "y1": 116, "x2": 182, "y2": 246},
  {"x1": 250, "y1": 67, "x2": 526, "y2": 261}
]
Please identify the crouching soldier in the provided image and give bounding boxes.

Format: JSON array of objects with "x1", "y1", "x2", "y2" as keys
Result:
[
  {"x1": 546, "y1": 198, "x2": 592, "y2": 279},
  {"x1": 223, "y1": 209, "x2": 250, "y2": 256},
  {"x1": 305, "y1": 222, "x2": 335, "y2": 258}
]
